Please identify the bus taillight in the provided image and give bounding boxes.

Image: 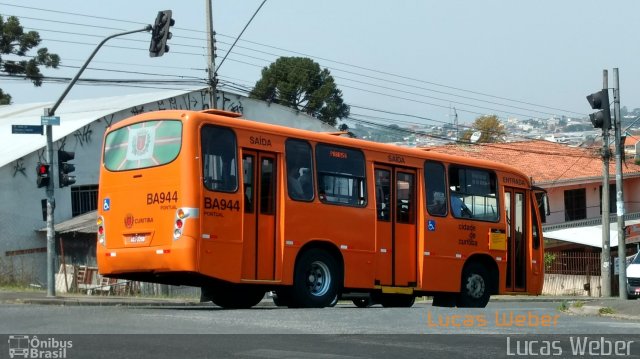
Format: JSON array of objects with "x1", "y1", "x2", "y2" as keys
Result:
[
  {"x1": 97, "y1": 216, "x2": 106, "y2": 246},
  {"x1": 173, "y1": 208, "x2": 192, "y2": 240}
]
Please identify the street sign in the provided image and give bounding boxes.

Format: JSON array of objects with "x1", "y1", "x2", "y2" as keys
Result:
[
  {"x1": 41, "y1": 115, "x2": 60, "y2": 126},
  {"x1": 12, "y1": 125, "x2": 43, "y2": 135}
]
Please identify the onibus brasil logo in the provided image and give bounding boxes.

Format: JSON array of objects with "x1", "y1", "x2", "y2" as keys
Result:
[{"x1": 8, "y1": 335, "x2": 72, "y2": 358}]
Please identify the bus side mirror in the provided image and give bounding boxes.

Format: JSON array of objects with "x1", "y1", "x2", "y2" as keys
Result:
[{"x1": 533, "y1": 189, "x2": 549, "y2": 223}]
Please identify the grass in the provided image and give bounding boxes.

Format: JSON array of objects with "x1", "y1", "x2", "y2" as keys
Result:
[
  {"x1": 599, "y1": 307, "x2": 615, "y2": 315},
  {"x1": 572, "y1": 300, "x2": 585, "y2": 308},
  {"x1": 557, "y1": 300, "x2": 569, "y2": 311}
]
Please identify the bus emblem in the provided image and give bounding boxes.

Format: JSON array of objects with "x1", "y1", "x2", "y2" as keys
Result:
[
  {"x1": 132, "y1": 130, "x2": 150, "y2": 156},
  {"x1": 124, "y1": 213, "x2": 134, "y2": 229}
]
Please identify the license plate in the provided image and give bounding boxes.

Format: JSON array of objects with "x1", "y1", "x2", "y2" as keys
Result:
[{"x1": 128, "y1": 234, "x2": 146, "y2": 244}]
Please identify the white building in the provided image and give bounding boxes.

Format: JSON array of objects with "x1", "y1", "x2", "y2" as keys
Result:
[{"x1": 0, "y1": 88, "x2": 335, "y2": 285}]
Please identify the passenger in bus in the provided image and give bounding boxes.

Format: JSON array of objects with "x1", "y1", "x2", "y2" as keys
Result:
[
  {"x1": 298, "y1": 168, "x2": 313, "y2": 198},
  {"x1": 451, "y1": 195, "x2": 472, "y2": 218},
  {"x1": 288, "y1": 165, "x2": 305, "y2": 199}
]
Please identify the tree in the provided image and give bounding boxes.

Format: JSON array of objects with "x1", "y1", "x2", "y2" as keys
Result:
[
  {"x1": 249, "y1": 57, "x2": 349, "y2": 126},
  {"x1": 0, "y1": 15, "x2": 60, "y2": 104},
  {"x1": 461, "y1": 115, "x2": 506, "y2": 143}
]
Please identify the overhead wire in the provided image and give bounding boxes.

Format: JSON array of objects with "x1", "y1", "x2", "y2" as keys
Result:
[{"x1": 0, "y1": 4, "x2": 587, "y2": 120}]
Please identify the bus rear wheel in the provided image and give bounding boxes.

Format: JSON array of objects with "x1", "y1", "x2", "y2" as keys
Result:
[
  {"x1": 376, "y1": 294, "x2": 415, "y2": 308},
  {"x1": 458, "y1": 262, "x2": 491, "y2": 308},
  {"x1": 352, "y1": 297, "x2": 374, "y2": 308},
  {"x1": 291, "y1": 248, "x2": 341, "y2": 308},
  {"x1": 208, "y1": 284, "x2": 265, "y2": 309}
]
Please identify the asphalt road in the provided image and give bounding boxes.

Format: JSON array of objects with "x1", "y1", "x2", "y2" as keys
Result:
[{"x1": 1, "y1": 301, "x2": 639, "y2": 358}]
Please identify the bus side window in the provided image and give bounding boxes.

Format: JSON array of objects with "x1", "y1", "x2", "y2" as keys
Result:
[
  {"x1": 425, "y1": 161, "x2": 447, "y2": 216},
  {"x1": 375, "y1": 169, "x2": 391, "y2": 221},
  {"x1": 315, "y1": 144, "x2": 367, "y2": 207},
  {"x1": 448, "y1": 166, "x2": 498, "y2": 221},
  {"x1": 285, "y1": 139, "x2": 314, "y2": 201},
  {"x1": 201, "y1": 125, "x2": 238, "y2": 192}
]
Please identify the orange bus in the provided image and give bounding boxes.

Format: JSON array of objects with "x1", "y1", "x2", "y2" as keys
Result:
[{"x1": 97, "y1": 109, "x2": 546, "y2": 308}]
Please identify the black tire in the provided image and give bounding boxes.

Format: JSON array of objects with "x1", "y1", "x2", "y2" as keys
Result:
[
  {"x1": 432, "y1": 293, "x2": 458, "y2": 307},
  {"x1": 377, "y1": 294, "x2": 415, "y2": 308},
  {"x1": 458, "y1": 262, "x2": 491, "y2": 308},
  {"x1": 352, "y1": 297, "x2": 374, "y2": 308},
  {"x1": 272, "y1": 289, "x2": 292, "y2": 307},
  {"x1": 208, "y1": 285, "x2": 265, "y2": 309},
  {"x1": 291, "y1": 248, "x2": 341, "y2": 308},
  {"x1": 328, "y1": 293, "x2": 339, "y2": 307}
]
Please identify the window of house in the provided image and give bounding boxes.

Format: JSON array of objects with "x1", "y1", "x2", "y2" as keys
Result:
[
  {"x1": 71, "y1": 185, "x2": 98, "y2": 217},
  {"x1": 201, "y1": 125, "x2": 237, "y2": 192},
  {"x1": 285, "y1": 140, "x2": 314, "y2": 201},
  {"x1": 448, "y1": 166, "x2": 499, "y2": 221},
  {"x1": 599, "y1": 184, "x2": 616, "y2": 215},
  {"x1": 315, "y1": 144, "x2": 366, "y2": 207},
  {"x1": 564, "y1": 188, "x2": 586, "y2": 221}
]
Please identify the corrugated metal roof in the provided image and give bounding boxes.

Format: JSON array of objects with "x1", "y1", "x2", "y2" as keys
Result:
[
  {"x1": 543, "y1": 218, "x2": 640, "y2": 248},
  {"x1": 0, "y1": 88, "x2": 200, "y2": 168},
  {"x1": 38, "y1": 210, "x2": 97, "y2": 234}
]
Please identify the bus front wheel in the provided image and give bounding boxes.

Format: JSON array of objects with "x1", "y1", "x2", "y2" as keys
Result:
[
  {"x1": 291, "y1": 249, "x2": 341, "y2": 308},
  {"x1": 458, "y1": 262, "x2": 491, "y2": 308}
]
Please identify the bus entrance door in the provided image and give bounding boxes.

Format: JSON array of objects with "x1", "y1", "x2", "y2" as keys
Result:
[
  {"x1": 374, "y1": 166, "x2": 418, "y2": 287},
  {"x1": 241, "y1": 151, "x2": 278, "y2": 281},
  {"x1": 504, "y1": 188, "x2": 527, "y2": 292}
]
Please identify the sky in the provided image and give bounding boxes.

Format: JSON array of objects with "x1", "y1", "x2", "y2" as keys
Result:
[{"x1": 1, "y1": 0, "x2": 639, "y2": 128}]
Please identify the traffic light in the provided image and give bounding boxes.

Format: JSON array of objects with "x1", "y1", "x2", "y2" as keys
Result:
[
  {"x1": 36, "y1": 163, "x2": 50, "y2": 188},
  {"x1": 58, "y1": 150, "x2": 76, "y2": 188},
  {"x1": 586, "y1": 89, "x2": 611, "y2": 130},
  {"x1": 149, "y1": 10, "x2": 174, "y2": 57}
]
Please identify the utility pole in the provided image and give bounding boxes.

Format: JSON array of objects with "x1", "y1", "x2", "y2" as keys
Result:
[
  {"x1": 206, "y1": 0, "x2": 218, "y2": 109},
  {"x1": 614, "y1": 68, "x2": 627, "y2": 299},
  {"x1": 600, "y1": 70, "x2": 612, "y2": 298}
]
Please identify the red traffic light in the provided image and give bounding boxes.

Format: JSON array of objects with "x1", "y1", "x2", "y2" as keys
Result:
[
  {"x1": 38, "y1": 164, "x2": 48, "y2": 175},
  {"x1": 36, "y1": 163, "x2": 50, "y2": 188}
]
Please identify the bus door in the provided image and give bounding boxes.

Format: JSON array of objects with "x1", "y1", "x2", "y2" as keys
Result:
[
  {"x1": 504, "y1": 187, "x2": 527, "y2": 291},
  {"x1": 374, "y1": 165, "x2": 417, "y2": 287},
  {"x1": 241, "y1": 150, "x2": 277, "y2": 280}
]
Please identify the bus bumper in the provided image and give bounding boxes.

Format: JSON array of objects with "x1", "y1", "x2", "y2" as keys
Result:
[{"x1": 97, "y1": 236, "x2": 198, "y2": 275}]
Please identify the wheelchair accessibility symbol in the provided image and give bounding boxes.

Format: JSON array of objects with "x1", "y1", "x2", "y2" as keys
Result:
[
  {"x1": 427, "y1": 220, "x2": 436, "y2": 231},
  {"x1": 103, "y1": 198, "x2": 111, "y2": 211}
]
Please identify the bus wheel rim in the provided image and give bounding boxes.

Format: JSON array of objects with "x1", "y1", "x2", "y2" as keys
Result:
[
  {"x1": 307, "y1": 261, "x2": 331, "y2": 297},
  {"x1": 466, "y1": 273, "x2": 485, "y2": 299}
]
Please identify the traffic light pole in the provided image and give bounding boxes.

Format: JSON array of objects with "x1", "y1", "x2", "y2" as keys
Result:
[
  {"x1": 43, "y1": 26, "x2": 151, "y2": 297},
  {"x1": 600, "y1": 70, "x2": 611, "y2": 298},
  {"x1": 614, "y1": 68, "x2": 627, "y2": 299}
]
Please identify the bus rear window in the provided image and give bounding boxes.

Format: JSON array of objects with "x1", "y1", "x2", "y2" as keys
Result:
[{"x1": 103, "y1": 120, "x2": 182, "y2": 171}]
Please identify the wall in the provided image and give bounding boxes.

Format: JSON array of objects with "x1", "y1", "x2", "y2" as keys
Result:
[
  {"x1": 543, "y1": 177, "x2": 640, "y2": 226},
  {"x1": 543, "y1": 273, "x2": 601, "y2": 297},
  {"x1": 0, "y1": 89, "x2": 335, "y2": 286}
]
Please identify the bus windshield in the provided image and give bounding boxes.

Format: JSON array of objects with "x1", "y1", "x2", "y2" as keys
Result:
[{"x1": 103, "y1": 120, "x2": 182, "y2": 171}]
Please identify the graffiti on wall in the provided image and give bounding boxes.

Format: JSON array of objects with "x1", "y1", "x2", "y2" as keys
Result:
[
  {"x1": 12, "y1": 158, "x2": 26, "y2": 177},
  {"x1": 74, "y1": 125, "x2": 93, "y2": 147},
  {"x1": 221, "y1": 92, "x2": 244, "y2": 114}
]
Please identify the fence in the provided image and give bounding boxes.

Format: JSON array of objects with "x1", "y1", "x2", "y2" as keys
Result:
[
  {"x1": 543, "y1": 252, "x2": 601, "y2": 297},
  {"x1": 545, "y1": 251, "x2": 600, "y2": 276}
]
